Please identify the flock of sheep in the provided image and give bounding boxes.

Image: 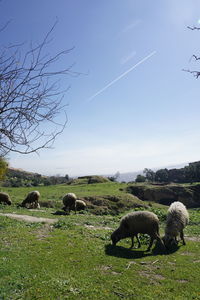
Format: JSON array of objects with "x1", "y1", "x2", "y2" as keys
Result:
[
  {"x1": 0, "y1": 190, "x2": 189, "y2": 251},
  {"x1": 0, "y1": 191, "x2": 86, "y2": 212}
]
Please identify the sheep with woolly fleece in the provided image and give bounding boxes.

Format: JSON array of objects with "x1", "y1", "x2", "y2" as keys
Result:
[
  {"x1": 111, "y1": 210, "x2": 164, "y2": 251},
  {"x1": 21, "y1": 191, "x2": 40, "y2": 209},
  {"x1": 75, "y1": 199, "x2": 86, "y2": 211},
  {"x1": 163, "y1": 201, "x2": 189, "y2": 247},
  {"x1": 0, "y1": 192, "x2": 12, "y2": 205},
  {"x1": 62, "y1": 193, "x2": 77, "y2": 214}
]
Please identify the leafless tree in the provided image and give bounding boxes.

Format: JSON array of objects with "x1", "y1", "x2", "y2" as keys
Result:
[
  {"x1": 183, "y1": 26, "x2": 200, "y2": 78},
  {"x1": 0, "y1": 21, "x2": 78, "y2": 156}
]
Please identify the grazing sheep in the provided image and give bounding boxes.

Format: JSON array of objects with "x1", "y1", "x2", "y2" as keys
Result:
[
  {"x1": 163, "y1": 201, "x2": 189, "y2": 247},
  {"x1": 21, "y1": 191, "x2": 40, "y2": 209},
  {"x1": 0, "y1": 192, "x2": 12, "y2": 205},
  {"x1": 62, "y1": 193, "x2": 77, "y2": 214},
  {"x1": 75, "y1": 199, "x2": 86, "y2": 211},
  {"x1": 111, "y1": 211, "x2": 164, "y2": 251}
]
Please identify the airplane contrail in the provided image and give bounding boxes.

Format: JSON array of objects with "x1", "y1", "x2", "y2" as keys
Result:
[{"x1": 86, "y1": 50, "x2": 156, "y2": 103}]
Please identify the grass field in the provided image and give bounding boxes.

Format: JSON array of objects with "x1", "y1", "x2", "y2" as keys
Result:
[{"x1": 0, "y1": 183, "x2": 200, "y2": 299}]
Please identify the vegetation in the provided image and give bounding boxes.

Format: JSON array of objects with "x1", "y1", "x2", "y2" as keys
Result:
[
  {"x1": 138, "y1": 161, "x2": 200, "y2": 184},
  {"x1": 1, "y1": 167, "x2": 70, "y2": 187},
  {"x1": 0, "y1": 181, "x2": 200, "y2": 299},
  {"x1": 0, "y1": 157, "x2": 8, "y2": 180},
  {"x1": 0, "y1": 182, "x2": 149, "y2": 215}
]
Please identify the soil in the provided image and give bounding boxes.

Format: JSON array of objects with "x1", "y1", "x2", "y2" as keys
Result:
[{"x1": 0, "y1": 212, "x2": 58, "y2": 224}]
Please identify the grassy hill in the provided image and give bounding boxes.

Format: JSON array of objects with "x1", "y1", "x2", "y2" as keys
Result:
[{"x1": 1, "y1": 182, "x2": 200, "y2": 299}]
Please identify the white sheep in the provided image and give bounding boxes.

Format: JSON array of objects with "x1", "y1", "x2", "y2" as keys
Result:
[
  {"x1": 111, "y1": 210, "x2": 164, "y2": 251},
  {"x1": 21, "y1": 191, "x2": 40, "y2": 209},
  {"x1": 62, "y1": 193, "x2": 77, "y2": 214},
  {"x1": 163, "y1": 201, "x2": 189, "y2": 247},
  {"x1": 0, "y1": 192, "x2": 12, "y2": 205}
]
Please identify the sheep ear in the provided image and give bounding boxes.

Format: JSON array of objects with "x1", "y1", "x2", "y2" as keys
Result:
[{"x1": 123, "y1": 220, "x2": 129, "y2": 229}]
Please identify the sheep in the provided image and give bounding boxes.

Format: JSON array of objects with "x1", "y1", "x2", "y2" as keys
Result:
[
  {"x1": 0, "y1": 192, "x2": 12, "y2": 205},
  {"x1": 21, "y1": 191, "x2": 40, "y2": 209},
  {"x1": 75, "y1": 199, "x2": 86, "y2": 211},
  {"x1": 62, "y1": 193, "x2": 77, "y2": 214},
  {"x1": 163, "y1": 201, "x2": 189, "y2": 247},
  {"x1": 111, "y1": 210, "x2": 164, "y2": 251}
]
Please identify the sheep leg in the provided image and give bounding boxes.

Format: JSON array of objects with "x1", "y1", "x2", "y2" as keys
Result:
[
  {"x1": 155, "y1": 234, "x2": 166, "y2": 249},
  {"x1": 136, "y1": 234, "x2": 141, "y2": 248},
  {"x1": 180, "y1": 230, "x2": 186, "y2": 245},
  {"x1": 130, "y1": 236, "x2": 134, "y2": 249}
]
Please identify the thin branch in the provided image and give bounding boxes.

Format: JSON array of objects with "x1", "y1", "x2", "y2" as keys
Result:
[{"x1": 0, "y1": 21, "x2": 78, "y2": 156}]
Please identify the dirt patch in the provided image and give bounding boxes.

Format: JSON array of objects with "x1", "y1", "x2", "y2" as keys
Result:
[
  {"x1": 111, "y1": 271, "x2": 121, "y2": 275},
  {"x1": 185, "y1": 236, "x2": 200, "y2": 242},
  {"x1": 139, "y1": 270, "x2": 165, "y2": 282},
  {"x1": 84, "y1": 224, "x2": 112, "y2": 230},
  {"x1": 98, "y1": 265, "x2": 112, "y2": 271},
  {"x1": 96, "y1": 265, "x2": 121, "y2": 276},
  {"x1": 180, "y1": 251, "x2": 194, "y2": 256},
  {"x1": 176, "y1": 279, "x2": 189, "y2": 283},
  {"x1": 126, "y1": 261, "x2": 137, "y2": 269},
  {"x1": 0, "y1": 213, "x2": 58, "y2": 224},
  {"x1": 34, "y1": 224, "x2": 53, "y2": 240}
]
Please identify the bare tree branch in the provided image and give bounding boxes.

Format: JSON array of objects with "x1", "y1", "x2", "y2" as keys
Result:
[
  {"x1": 0, "y1": 21, "x2": 78, "y2": 156},
  {"x1": 183, "y1": 26, "x2": 200, "y2": 79},
  {"x1": 187, "y1": 26, "x2": 200, "y2": 30}
]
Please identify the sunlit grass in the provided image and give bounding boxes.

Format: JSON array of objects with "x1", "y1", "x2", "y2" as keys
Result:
[{"x1": 0, "y1": 184, "x2": 200, "y2": 299}]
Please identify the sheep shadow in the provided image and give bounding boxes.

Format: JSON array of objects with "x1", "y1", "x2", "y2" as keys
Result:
[
  {"x1": 105, "y1": 244, "x2": 151, "y2": 259},
  {"x1": 105, "y1": 241, "x2": 179, "y2": 259},
  {"x1": 52, "y1": 210, "x2": 67, "y2": 216},
  {"x1": 152, "y1": 240, "x2": 180, "y2": 255}
]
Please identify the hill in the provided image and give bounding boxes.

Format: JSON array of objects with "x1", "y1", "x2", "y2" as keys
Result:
[
  {"x1": 126, "y1": 182, "x2": 200, "y2": 208},
  {"x1": 2, "y1": 167, "x2": 68, "y2": 187}
]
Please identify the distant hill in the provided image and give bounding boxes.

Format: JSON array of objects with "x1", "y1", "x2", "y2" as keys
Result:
[
  {"x1": 116, "y1": 163, "x2": 188, "y2": 183},
  {"x1": 2, "y1": 167, "x2": 68, "y2": 187}
]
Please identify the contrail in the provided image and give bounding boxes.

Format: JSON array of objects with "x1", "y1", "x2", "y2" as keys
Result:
[{"x1": 86, "y1": 50, "x2": 156, "y2": 102}]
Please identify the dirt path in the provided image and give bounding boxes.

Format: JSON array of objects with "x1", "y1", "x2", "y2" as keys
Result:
[{"x1": 0, "y1": 213, "x2": 58, "y2": 224}]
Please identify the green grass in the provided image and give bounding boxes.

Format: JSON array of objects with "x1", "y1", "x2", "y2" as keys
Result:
[
  {"x1": 0, "y1": 183, "x2": 200, "y2": 299},
  {"x1": 0, "y1": 182, "x2": 150, "y2": 215}
]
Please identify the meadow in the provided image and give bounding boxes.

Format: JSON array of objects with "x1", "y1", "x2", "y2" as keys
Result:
[{"x1": 0, "y1": 182, "x2": 200, "y2": 299}]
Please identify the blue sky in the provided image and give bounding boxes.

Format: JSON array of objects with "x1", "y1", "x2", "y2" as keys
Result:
[{"x1": 1, "y1": 0, "x2": 200, "y2": 176}]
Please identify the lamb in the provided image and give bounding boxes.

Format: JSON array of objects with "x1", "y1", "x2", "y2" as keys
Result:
[
  {"x1": 163, "y1": 201, "x2": 189, "y2": 247},
  {"x1": 75, "y1": 199, "x2": 86, "y2": 211},
  {"x1": 21, "y1": 191, "x2": 40, "y2": 209},
  {"x1": 62, "y1": 193, "x2": 77, "y2": 214},
  {"x1": 0, "y1": 192, "x2": 12, "y2": 205},
  {"x1": 111, "y1": 210, "x2": 164, "y2": 251}
]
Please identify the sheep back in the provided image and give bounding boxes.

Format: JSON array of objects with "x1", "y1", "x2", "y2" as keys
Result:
[
  {"x1": 0, "y1": 192, "x2": 12, "y2": 205},
  {"x1": 120, "y1": 211, "x2": 159, "y2": 235},
  {"x1": 21, "y1": 191, "x2": 40, "y2": 209},
  {"x1": 62, "y1": 193, "x2": 77, "y2": 212},
  {"x1": 111, "y1": 210, "x2": 161, "y2": 250}
]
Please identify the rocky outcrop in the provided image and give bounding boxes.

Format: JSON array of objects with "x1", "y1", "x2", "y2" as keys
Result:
[{"x1": 126, "y1": 184, "x2": 200, "y2": 208}]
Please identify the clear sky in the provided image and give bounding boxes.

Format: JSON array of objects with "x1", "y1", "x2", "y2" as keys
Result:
[{"x1": 1, "y1": 0, "x2": 200, "y2": 176}]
